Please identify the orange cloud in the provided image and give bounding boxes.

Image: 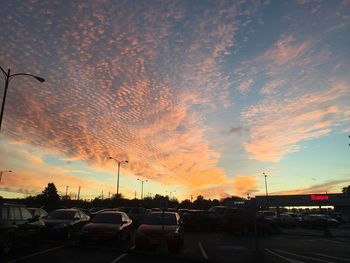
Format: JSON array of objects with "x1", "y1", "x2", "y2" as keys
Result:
[
  {"x1": 243, "y1": 82, "x2": 350, "y2": 162},
  {"x1": 233, "y1": 176, "x2": 258, "y2": 196}
]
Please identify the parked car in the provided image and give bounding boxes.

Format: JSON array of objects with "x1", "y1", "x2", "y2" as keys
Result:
[
  {"x1": 282, "y1": 212, "x2": 303, "y2": 224},
  {"x1": 79, "y1": 211, "x2": 132, "y2": 244},
  {"x1": 223, "y1": 208, "x2": 277, "y2": 234},
  {"x1": 301, "y1": 214, "x2": 329, "y2": 229},
  {"x1": 121, "y1": 207, "x2": 149, "y2": 226},
  {"x1": 208, "y1": 206, "x2": 228, "y2": 219},
  {"x1": 88, "y1": 208, "x2": 119, "y2": 220},
  {"x1": 0, "y1": 203, "x2": 45, "y2": 255},
  {"x1": 136, "y1": 212, "x2": 184, "y2": 252},
  {"x1": 257, "y1": 211, "x2": 276, "y2": 220},
  {"x1": 329, "y1": 212, "x2": 345, "y2": 224},
  {"x1": 43, "y1": 208, "x2": 90, "y2": 240},
  {"x1": 276, "y1": 213, "x2": 298, "y2": 228},
  {"x1": 181, "y1": 210, "x2": 220, "y2": 231},
  {"x1": 28, "y1": 207, "x2": 48, "y2": 219}
]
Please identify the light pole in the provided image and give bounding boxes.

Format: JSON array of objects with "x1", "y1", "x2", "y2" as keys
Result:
[
  {"x1": 0, "y1": 170, "x2": 12, "y2": 183},
  {"x1": 263, "y1": 172, "x2": 268, "y2": 197},
  {"x1": 137, "y1": 178, "x2": 148, "y2": 199},
  {"x1": 109, "y1": 157, "x2": 128, "y2": 198},
  {"x1": 0, "y1": 65, "x2": 45, "y2": 132}
]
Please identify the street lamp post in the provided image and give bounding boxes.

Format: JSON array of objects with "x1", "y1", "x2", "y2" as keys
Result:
[
  {"x1": 137, "y1": 179, "x2": 148, "y2": 199},
  {"x1": 0, "y1": 66, "x2": 45, "y2": 132},
  {"x1": 263, "y1": 172, "x2": 268, "y2": 197},
  {"x1": 0, "y1": 170, "x2": 12, "y2": 183},
  {"x1": 109, "y1": 157, "x2": 128, "y2": 198}
]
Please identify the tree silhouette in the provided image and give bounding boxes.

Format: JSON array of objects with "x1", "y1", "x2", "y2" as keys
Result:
[
  {"x1": 342, "y1": 185, "x2": 350, "y2": 195},
  {"x1": 36, "y1": 183, "x2": 60, "y2": 210}
]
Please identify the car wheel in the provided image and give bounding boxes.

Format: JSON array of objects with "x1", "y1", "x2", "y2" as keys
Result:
[{"x1": 2, "y1": 234, "x2": 14, "y2": 255}]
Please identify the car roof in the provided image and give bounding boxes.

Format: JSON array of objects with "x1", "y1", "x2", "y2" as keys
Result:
[
  {"x1": 150, "y1": 211, "x2": 177, "y2": 215},
  {"x1": 98, "y1": 210, "x2": 124, "y2": 215},
  {"x1": 53, "y1": 209, "x2": 79, "y2": 212}
]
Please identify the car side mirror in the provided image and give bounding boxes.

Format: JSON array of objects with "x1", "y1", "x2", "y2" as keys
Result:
[
  {"x1": 122, "y1": 220, "x2": 127, "y2": 225},
  {"x1": 73, "y1": 217, "x2": 80, "y2": 221}
]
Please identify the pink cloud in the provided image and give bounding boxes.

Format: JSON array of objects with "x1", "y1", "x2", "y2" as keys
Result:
[
  {"x1": 261, "y1": 35, "x2": 310, "y2": 66},
  {"x1": 243, "y1": 82, "x2": 350, "y2": 162}
]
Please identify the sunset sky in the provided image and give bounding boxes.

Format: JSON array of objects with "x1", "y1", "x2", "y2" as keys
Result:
[{"x1": 0, "y1": 0, "x2": 349, "y2": 201}]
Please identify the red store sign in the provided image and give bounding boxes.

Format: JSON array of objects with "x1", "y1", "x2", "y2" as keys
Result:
[{"x1": 310, "y1": 194, "x2": 329, "y2": 201}]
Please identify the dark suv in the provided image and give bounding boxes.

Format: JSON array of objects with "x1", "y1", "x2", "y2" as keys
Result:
[{"x1": 0, "y1": 203, "x2": 45, "y2": 254}]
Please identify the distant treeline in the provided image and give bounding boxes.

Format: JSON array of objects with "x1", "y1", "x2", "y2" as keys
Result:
[{"x1": 0, "y1": 183, "x2": 245, "y2": 212}]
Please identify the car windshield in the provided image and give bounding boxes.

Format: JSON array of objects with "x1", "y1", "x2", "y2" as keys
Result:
[
  {"x1": 92, "y1": 213, "x2": 122, "y2": 224},
  {"x1": 144, "y1": 213, "x2": 177, "y2": 225},
  {"x1": 47, "y1": 211, "x2": 75, "y2": 220},
  {"x1": 27, "y1": 208, "x2": 36, "y2": 215}
]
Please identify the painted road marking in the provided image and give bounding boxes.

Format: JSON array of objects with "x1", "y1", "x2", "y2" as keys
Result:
[
  {"x1": 313, "y1": 253, "x2": 350, "y2": 262},
  {"x1": 265, "y1": 249, "x2": 306, "y2": 263},
  {"x1": 110, "y1": 253, "x2": 128, "y2": 263},
  {"x1": 275, "y1": 249, "x2": 336, "y2": 263},
  {"x1": 198, "y1": 241, "x2": 208, "y2": 260},
  {"x1": 6, "y1": 245, "x2": 64, "y2": 263}
]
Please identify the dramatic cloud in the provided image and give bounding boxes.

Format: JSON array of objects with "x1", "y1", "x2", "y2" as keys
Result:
[
  {"x1": 243, "y1": 82, "x2": 350, "y2": 162},
  {"x1": 271, "y1": 179, "x2": 350, "y2": 195}
]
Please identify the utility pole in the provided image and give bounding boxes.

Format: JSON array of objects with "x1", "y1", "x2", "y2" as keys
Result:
[
  {"x1": 190, "y1": 195, "x2": 193, "y2": 202},
  {"x1": 77, "y1": 186, "x2": 81, "y2": 200},
  {"x1": 137, "y1": 179, "x2": 148, "y2": 200},
  {"x1": 134, "y1": 191, "x2": 137, "y2": 199},
  {"x1": 108, "y1": 191, "x2": 111, "y2": 199}
]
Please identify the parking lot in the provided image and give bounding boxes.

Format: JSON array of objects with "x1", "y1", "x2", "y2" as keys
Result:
[{"x1": 3, "y1": 227, "x2": 350, "y2": 263}]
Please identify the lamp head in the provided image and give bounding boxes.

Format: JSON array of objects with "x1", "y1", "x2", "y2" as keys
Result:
[{"x1": 34, "y1": 76, "x2": 45, "y2": 83}]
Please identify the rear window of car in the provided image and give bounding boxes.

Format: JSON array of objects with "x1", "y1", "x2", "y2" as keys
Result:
[
  {"x1": 144, "y1": 213, "x2": 177, "y2": 225},
  {"x1": 48, "y1": 210, "x2": 75, "y2": 220},
  {"x1": 1, "y1": 207, "x2": 8, "y2": 220},
  {"x1": 92, "y1": 213, "x2": 122, "y2": 224},
  {"x1": 21, "y1": 208, "x2": 33, "y2": 220}
]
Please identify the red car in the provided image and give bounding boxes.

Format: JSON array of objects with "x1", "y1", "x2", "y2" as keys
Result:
[
  {"x1": 79, "y1": 211, "x2": 133, "y2": 244},
  {"x1": 136, "y1": 212, "x2": 184, "y2": 252}
]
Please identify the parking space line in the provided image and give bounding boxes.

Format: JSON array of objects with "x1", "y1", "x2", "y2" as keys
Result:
[
  {"x1": 274, "y1": 249, "x2": 336, "y2": 263},
  {"x1": 130, "y1": 245, "x2": 135, "y2": 250},
  {"x1": 313, "y1": 253, "x2": 350, "y2": 262},
  {"x1": 110, "y1": 253, "x2": 128, "y2": 263},
  {"x1": 198, "y1": 242, "x2": 208, "y2": 260},
  {"x1": 265, "y1": 249, "x2": 306, "y2": 263},
  {"x1": 6, "y1": 245, "x2": 64, "y2": 263}
]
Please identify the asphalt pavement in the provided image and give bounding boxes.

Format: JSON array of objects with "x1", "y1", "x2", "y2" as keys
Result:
[{"x1": 2, "y1": 229, "x2": 350, "y2": 263}]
